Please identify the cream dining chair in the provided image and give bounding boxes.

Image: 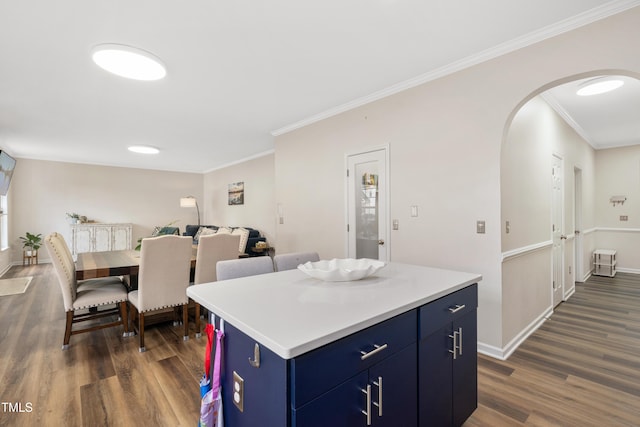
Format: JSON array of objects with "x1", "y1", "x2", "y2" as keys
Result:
[
  {"x1": 191, "y1": 233, "x2": 241, "y2": 336},
  {"x1": 194, "y1": 233, "x2": 241, "y2": 284},
  {"x1": 128, "y1": 235, "x2": 193, "y2": 352},
  {"x1": 45, "y1": 232, "x2": 129, "y2": 349},
  {"x1": 273, "y1": 251, "x2": 320, "y2": 271}
]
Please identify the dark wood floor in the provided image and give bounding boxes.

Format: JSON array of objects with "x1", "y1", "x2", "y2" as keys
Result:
[
  {"x1": 0, "y1": 264, "x2": 207, "y2": 427},
  {"x1": 1, "y1": 264, "x2": 639, "y2": 426},
  {"x1": 466, "y1": 273, "x2": 640, "y2": 426}
]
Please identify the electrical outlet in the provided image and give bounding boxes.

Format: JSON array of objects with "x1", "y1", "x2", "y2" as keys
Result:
[
  {"x1": 233, "y1": 371, "x2": 244, "y2": 412},
  {"x1": 620, "y1": 215, "x2": 628, "y2": 221}
]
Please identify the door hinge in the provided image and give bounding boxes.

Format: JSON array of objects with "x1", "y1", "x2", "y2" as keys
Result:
[
  {"x1": 347, "y1": 169, "x2": 350, "y2": 177},
  {"x1": 347, "y1": 224, "x2": 350, "y2": 232}
]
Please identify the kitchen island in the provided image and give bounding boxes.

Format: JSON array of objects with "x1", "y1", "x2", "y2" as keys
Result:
[{"x1": 187, "y1": 262, "x2": 481, "y2": 427}]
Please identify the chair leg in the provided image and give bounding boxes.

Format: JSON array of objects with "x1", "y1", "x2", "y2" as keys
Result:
[
  {"x1": 62, "y1": 311, "x2": 73, "y2": 350},
  {"x1": 182, "y1": 303, "x2": 189, "y2": 341},
  {"x1": 173, "y1": 307, "x2": 180, "y2": 326},
  {"x1": 194, "y1": 302, "x2": 201, "y2": 339},
  {"x1": 119, "y1": 301, "x2": 130, "y2": 337},
  {"x1": 138, "y1": 312, "x2": 146, "y2": 352}
]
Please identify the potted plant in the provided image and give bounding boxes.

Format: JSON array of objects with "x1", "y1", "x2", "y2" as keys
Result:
[
  {"x1": 66, "y1": 212, "x2": 81, "y2": 224},
  {"x1": 20, "y1": 232, "x2": 43, "y2": 256}
]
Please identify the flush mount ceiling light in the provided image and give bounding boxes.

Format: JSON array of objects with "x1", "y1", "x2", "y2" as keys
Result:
[
  {"x1": 576, "y1": 77, "x2": 624, "y2": 96},
  {"x1": 92, "y1": 43, "x2": 166, "y2": 81},
  {"x1": 128, "y1": 145, "x2": 160, "y2": 154}
]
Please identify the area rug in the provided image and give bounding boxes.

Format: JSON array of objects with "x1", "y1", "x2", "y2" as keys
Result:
[{"x1": 0, "y1": 276, "x2": 33, "y2": 297}]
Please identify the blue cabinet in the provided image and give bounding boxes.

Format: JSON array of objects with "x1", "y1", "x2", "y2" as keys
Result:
[
  {"x1": 418, "y1": 284, "x2": 478, "y2": 427},
  {"x1": 216, "y1": 283, "x2": 477, "y2": 427}
]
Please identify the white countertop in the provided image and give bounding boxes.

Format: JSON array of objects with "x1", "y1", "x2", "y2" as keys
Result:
[{"x1": 187, "y1": 262, "x2": 481, "y2": 359}]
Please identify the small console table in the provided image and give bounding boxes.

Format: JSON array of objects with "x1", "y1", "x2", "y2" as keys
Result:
[{"x1": 593, "y1": 249, "x2": 616, "y2": 277}]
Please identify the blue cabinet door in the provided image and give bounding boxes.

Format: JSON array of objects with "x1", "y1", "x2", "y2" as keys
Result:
[
  {"x1": 221, "y1": 322, "x2": 288, "y2": 427},
  {"x1": 419, "y1": 324, "x2": 453, "y2": 426},
  {"x1": 370, "y1": 343, "x2": 417, "y2": 427},
  {"x1": 452, "y1": 311, "x2": 477, "y2": 427},
  {"x1": 419, "y1": 310, "x2": 477, "y2": 427}
]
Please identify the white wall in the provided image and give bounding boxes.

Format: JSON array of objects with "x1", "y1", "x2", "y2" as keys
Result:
[
  {"x1": 7, "y1": 158, "x2": 202, "y2": 267},
  {"x1": 595, "y1": 145, "x2": 640, "y2": 273},
  {"x1": 203, "y1": 153, "x2": 276, "y2": 244},
  {"x1": 273, "y1": 8, "x2": 640, "y2": 354}
]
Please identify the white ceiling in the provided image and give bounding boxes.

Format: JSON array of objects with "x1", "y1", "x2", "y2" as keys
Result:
[
  {"x1": 544, "y1": 75, "x2": 640, "y2": 149},
  {"x1": 1, "y1": 1, "x2": 639, "y2": 173}
]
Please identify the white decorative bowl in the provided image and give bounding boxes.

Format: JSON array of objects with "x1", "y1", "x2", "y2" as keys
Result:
[{"x1": 297, "y1": 258, "x2": 386, "y2": 282}]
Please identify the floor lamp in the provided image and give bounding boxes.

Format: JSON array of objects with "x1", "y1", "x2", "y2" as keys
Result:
[{"x1": 180, "y1": 196, "x2": 200, "y2": 226}]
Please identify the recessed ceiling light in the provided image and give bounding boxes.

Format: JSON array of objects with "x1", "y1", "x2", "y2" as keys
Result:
[
  {"x1": 576, "y1": 77, "x2": 624, "y2": 96},
  {"x1": 92, "y1": 43, "x2": 166, "y2": 81},
  {"x1": 128, "y1": 145, "x2": 160, "y2": 154}
]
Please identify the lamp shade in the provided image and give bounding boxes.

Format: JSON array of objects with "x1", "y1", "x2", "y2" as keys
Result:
[{"x1": 180, "y1": 197, "x2": 197, "y2": 208}]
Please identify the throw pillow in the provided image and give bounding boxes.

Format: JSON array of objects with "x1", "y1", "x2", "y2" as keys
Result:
[
  {"x1": 200, "y1": 227, "x2": 216, "y2": 237},
  {"x1": 231, "y1": 227, "x2": 250, "y2": 253},
  {"x1": 216, "y1": 226, "x2": 232, "y2": 235}
]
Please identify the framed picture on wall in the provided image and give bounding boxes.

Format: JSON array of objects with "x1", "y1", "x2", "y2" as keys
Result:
[{"x1": 228, "y1": 181, "x2": 244, "y2": 205}]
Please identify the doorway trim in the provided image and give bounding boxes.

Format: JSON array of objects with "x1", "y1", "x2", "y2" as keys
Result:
[{"x1": 344, "y1": 144, "x2": 390, "y2": 261}]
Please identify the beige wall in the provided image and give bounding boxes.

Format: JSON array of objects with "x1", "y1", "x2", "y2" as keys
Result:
[
  {"x1": 6, "y1": 158, "x2": 202, "y2": 267},
  {"x1": 273, "y1": 8, "x2": 640, "y2": 354},
  {"x1": 203, "y1": 153, "x2": 276, "y2": 244},
  {"x1": 501, "y1": 96, "x2": 596, "y2": 354},
  {"x1": 594, "y1": 145, "x2": 640, "y2": 272}
]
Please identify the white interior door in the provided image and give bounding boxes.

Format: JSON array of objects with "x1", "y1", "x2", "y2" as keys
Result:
[
  {"x1": 347, "y1": 148, "x2": 388, "y2": 261},
  {"x1": 552, "y1": 154, "x2": 564, "y2": 307}
]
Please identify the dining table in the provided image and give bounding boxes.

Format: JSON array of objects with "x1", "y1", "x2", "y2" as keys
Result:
[{"x1": 75, "y1": 249, "x2": 197, "y2": 288}]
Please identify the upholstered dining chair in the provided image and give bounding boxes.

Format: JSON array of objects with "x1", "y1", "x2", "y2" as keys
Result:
[
  {"x1": 273, "y1": 251, "x2": 320, "y2": 272},
  {"x1": 45, "y1": 232, "x2": 129, "y2": 350},
  {"x1": 128, "y1": 235, "x2": 193, "y2": 352},
  {"x1": 191, "y1": 233, "x2": 241, "y2": 336},
  {"x1": 216, "y1": 256, "x2": 274, "y2": 281},
  {"x1": 194, "y1": 233, "x2": 241, "y2": 284}
]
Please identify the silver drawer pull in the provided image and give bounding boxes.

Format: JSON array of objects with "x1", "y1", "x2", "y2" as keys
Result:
[
  {"x1": 360, "y1": 343, "x2": 388, "y2": 360},
  {"x1": 448, "y1": 304, "x2": 466, "y2": 314},
  {"x1": 372, "y1": 376, "x2": 383, "y2": 416},
  {"x1": 361, "y1": 385, "x2": 372, "y2": 426}
]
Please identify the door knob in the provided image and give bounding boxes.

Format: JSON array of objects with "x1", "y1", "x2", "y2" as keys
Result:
[
  {"x1": 378, "y1": 240, "x2": 385, "y2": 246},
  {"x1": 560, "y1": 235, "x2": 567, "y2": 240}
]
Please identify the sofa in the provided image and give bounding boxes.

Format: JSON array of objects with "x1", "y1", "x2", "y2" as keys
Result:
[{"x1": 184, "y1": 225, "x2": 267, "y2": 257}]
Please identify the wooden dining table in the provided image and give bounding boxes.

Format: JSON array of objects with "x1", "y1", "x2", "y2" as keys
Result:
[{"x1": 75, "y1": 249, "x2": 197, "y2": 287}]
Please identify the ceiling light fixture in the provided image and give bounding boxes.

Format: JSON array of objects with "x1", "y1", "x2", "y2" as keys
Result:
[
  {"x1": 92, "y1": 43, "x2": 167, "y2": 81},
  {"x1": 576, "y1": 77, "x2": 624, "y2": 96},
  {"x1": 128, "y1": 145, "x2": 160, "y2": 154}
]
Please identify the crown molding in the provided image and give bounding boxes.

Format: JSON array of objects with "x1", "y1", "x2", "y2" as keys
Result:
[
  {"x1": 540, "y1": 92, "x2": 596, "y2": 147},
  {"x1": 272, "y1": 0, "x2": 640, "y2": 137},
  {"x1": 202, "y1": 149, "x2": 275, "y2": 174}
]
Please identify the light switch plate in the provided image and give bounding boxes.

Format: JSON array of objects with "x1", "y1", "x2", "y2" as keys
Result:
[{"x1": 477, "y1": 220, "x2": 486, "y2": 234}]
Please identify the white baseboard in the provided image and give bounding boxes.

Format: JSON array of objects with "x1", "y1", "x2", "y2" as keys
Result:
[
  {"x1": 0, "y1": 264, "x2": 12, "y2": 277},
  {"x1": 477, "y1": 306, "x2": 553, "y2": 360},
  {"x1": 616, "y1": 267, "x2": 640, "y2": 275}
]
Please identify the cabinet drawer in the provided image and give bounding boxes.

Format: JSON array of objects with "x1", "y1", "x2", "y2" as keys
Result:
[
  {"x1": 419, "y1": 284, "x2": 477, "y2": 339},
  {"x1": 291, "y1": 310, "x2": 417, "y2": 408}
]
